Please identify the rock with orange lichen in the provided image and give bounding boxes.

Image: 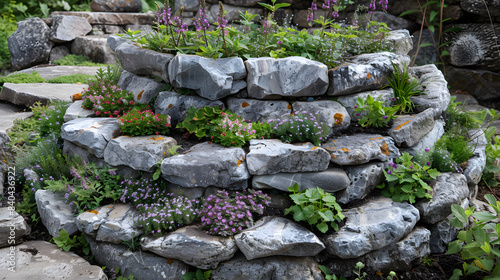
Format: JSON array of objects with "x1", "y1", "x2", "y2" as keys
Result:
[
  {"x1": 227, "y1": 98, "x2": 291, "y2": 123},
  {"x1": 117, "y1": 70, "x2": 164, "y2": 104},
  {"x1": 389, "y1": 108, "x2": 435, "y2": 148},
  {"x1": 292, "y1": 100, "x2": 350, "y2": 135}
]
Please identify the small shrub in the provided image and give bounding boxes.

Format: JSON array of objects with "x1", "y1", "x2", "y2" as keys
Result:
[
  {"x1": 377, "y1": 152, "x2": 441, "y2": 204},
  {"x1": 118, "y1": 106, "x2": 171, "y2": 136},
  {"x1": 435, "y1": 131, "x2": 474, "y2": 165},
  {"x1": 353, "y1": 95, "x2": 399, "y2": 128},
  {"x1": 199, "y1": 190, "x2": 270, "y2": 236},
  {"x1": 285, "y1": 184, "x2": 344, "y2": 233},
  {"x1": 444, "y1": 96, "x2": 491, "y2": 131},
  {"x1": 52, "y1": 228, "x2": 90, "y2": 255},
  {"x1": 386, "y1": 61, "x2": 423, "y2": 114},
  {"x1": 268, "y1": 111, "x2": 330, "y2": 146},
  {"x1": 53, "y1": 54, "x2": 107, "y2": 67},
  {"x1": 48, "y1": 74, "x2": 94, "y2": 84}
]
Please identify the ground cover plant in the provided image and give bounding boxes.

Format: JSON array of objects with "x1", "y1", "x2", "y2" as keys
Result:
[
  {"x1": 268, "y1": 111, "x2": 331, "y2": 146},
  {"x1": 353, "y1": 94, "x2": 399, "y2": 128},
  {"x1": 53, "y1": 54, "x2": 107, "y2": 67}
]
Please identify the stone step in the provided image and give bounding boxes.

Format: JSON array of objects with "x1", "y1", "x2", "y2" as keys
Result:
[
  {"x1": 0, "y1": 83, "x2": 87, "y2": 107},
  {"x1": 0, "y1": 102, "x2": 33, "y2": 132},
  {"x1": 14, "y1": 65, "x2": 102, "y2": 80},
  {"x1": 51, "y1": 11, "x2": 155, "y2": 26}
]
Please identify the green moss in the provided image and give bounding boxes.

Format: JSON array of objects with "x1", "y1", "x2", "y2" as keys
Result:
[
  {"x1": 48, "y1": 74, "x2": 94, "y2": 84},
  {"x1": 53, "y1": 54, "x2": 107, "y2": 67},
  {"x1": 0, "y1": 71, "x2": 47, "y2": 85}
]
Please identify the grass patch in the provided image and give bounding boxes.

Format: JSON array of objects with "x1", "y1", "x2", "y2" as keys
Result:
[
  {"x1": 48, "y1": 74, "x2": 94, "y2": 84},
  {"x1": 0, "y1": 71, "x2": 46, "y2": 86},
  {"x1": 53, "y1": 54, "x2": 107, "y2": 67}
]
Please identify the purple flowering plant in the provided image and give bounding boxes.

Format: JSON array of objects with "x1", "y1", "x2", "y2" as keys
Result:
[
  {"x1": 353, "y1": 94, "x2": 399, "y2": 128},
  {"x1": 268, "y1": 111, "x2": 330, "y2": 146}
]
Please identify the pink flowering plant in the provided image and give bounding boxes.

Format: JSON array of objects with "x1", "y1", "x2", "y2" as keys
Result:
[
  {"x1": 268, "y1": 112, "x2": 330, "y2": 146},
  {"x1": 353, "y1": 95, "x2": 399, "y2": 128},
  {"x1": 199, "y1": 190, "x2": 270, "y2": 237},
  {"x1": 118, "y1": 106, "x2": 171, "y2": 137}
]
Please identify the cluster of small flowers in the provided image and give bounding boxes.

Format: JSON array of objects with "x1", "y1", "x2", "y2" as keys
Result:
[
  {"x1": 120, "y1": 178, "x2": 169, "y2": 205},
  {"x1": 268, "y1": 111, "x2": 330, "y2": 146},
  {"x1": 81, "y1": 80, "x2": 135, "y2": 117},
  {"x1": 194, "y1": 0, "x2": 209, "y2": 32},
  {"x1": 158, "y1": 6, "x2": 188, "y2": 34},
  {"x1": 119, "y1": 107, "x2": 171, "y2": 137},
  {"x1": 199, "y1": 190, "x2": 270, "y2": 237}
]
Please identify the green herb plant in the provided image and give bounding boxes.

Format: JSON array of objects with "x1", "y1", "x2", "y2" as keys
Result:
[
  {"x1": 353, "y1": 95, "x2": 399, "y2": 128},
  {"x1": 52, "y1": 228, "x2": 90, "y2": 255},
  {"x1": 285, "y1": 184, "x2": 345, "y2": 233},
  {"x1": 386, "y1": 61, "x2": 424, "y2": 114},
  {"x1": 378, "y1": 152, "x2": 441, "y2": 204},
  {"x1": 182, "y1": 269, "x2": 211, "y2": 280}
]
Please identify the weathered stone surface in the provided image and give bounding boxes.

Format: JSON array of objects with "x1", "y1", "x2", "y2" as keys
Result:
[
  {"x1": 327, "y1": 52, "x2": 410, "y2": 96},
  {"x1": 8, "y1": 17, "x2": 53, "y2": 70},
  {"x1": 87, "y1": 237, "x2": 188, "y2": 280},
  {"x1": 227, "y1": 98, "x2": 291, "y2": 123},
  {"x1": 164, "y1": 183, "x2": 206, "y2": 200},
  {"x1": 49, "y1": 46, "x2": 70, "y2": 62},
  {"x1": 460, "y1": 0, "x2": 500, "y2": 16},
  {"x1": 246, "y1": 57, "x2": 328, "y2": 99},
  {"x1": 71, "y1": 35, "x2": 116, "y2": 64},
  {"x1": 107, "y1": 34, "x2": 134, "y2": 52},
  {"x1": 115, "y1": 42, "x2": 174, "y2": 81},
  {"x1": 252, "y1": 168, "x2": 349, "y2": 193},
  {"x1": 385, "y1": 29, "x2": 414, "y2": 55},
  {"x1": 206, "y1": 3, "x2": 264, "y2": 23},
  {"x1": 154, "y1": 91, "x2": 224, "y2": 124},
  {"x1": 464, "y1": 129, "x2": 488, "y2": 186},
  {"x1": 212, "y1": 251, "x2": 323, "y2": 280},
  {"x1": 52, "y1": 11, "x2": 155, "y2": 25},
  {"x1": 0, "y1": 83, "x2": 87, "y2": 107},
  {"x1": 141, "y1": 224, "x2": 238, "y2": 269},
  {"x1": 63, "y1": 140, "x2": 106, "y2": 168},
  {"x1": 175, "y1": 0, "x2": 199, "y2": 11},
  {"x1": 336, "y1": 88, "x2": 395, "y2": 118},
  {"x1": 246, "y1": 139, "x2": 330, "y2": 175},
  {"x1": 50, "y1": 15, "x2": 92, "y2": 42},
  {"x1": 117, "y1": 70, "x2": 164, "y2": 104},
  {"x1": 35, "y1": 190, "x2": 79, "y2": 237},
  {"x1": 429, "y1": 199, "x2": 468, "y2": 254},
  {"x1": 415, "y1": 173, "x2": 469, "y2": 224},
  {"x1": 404, "y1": 119, "x2": 445, "y2": 157},
  {"x1": 218, "y1": 0, "x2": 261, "y2": 7},
  {"x1": 292, "y1": 100, "x2": 350, "y2": 134},
  {"x1": 61, "y1": 118, "x2": 119, "y2": 158},
  {"x1": 91, "y1": 0, "x2": 142, "y2": 12},
  {"x1": 168, "y1": 54, "x2": 246, "y2": 100},
  {"x1": 337, "y1": 162, "x2": 385, "y2": 204},
  {"x1": 77, "y1": 204, "x2": 142, "y2": 244},
  {"x1": 445, "y1": 66, "x2": 500, "y2": 102},
  {"x1": 324, "y1": 196, "x2": 420, "y2": 259},
  {"x1": 0, "y1": 103, "x2": 33, "y2": 132},
  {"x1": 389, "y1": 108, "x2": 435, "y2": 148},
  {"x1": 322, "y1": 134, "x2": 400, "y2": 165},
  {"x1": 235, "y1": 216, "x2": 325, "y2": 260},
  {"x1": 0, "y1": 208, "x2": 30, "y2": 248},
  {"x1": 0, "y1": 241, "x2": 106, "y2": 279},
  {"x1": 64, "y1": 100, "x2": 95, "y2": 122},
  {"x1": 410, "y1": 64, "x2": 450, "y2": 118},
  {"x1": 161, "y1": 142, "x2": 249, "y2": 189},
  {"x1": 104, "y1": 135, "x2": 177, "y2": 172}
]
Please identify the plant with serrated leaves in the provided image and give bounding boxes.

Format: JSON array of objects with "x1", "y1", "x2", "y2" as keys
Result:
[
  {"x1": 51, "y1": 228, "x2": 90, "y2": 255},
  {"x1": 377, "y1": 152, "x2": 441, "y2": 204},
  {"x1": 447, "y1": 194, "x2": 500, "y2": 280},
  {"x1": 353, "y1": 95, "x2": 399, "y2": 128},
  {"x1": 285, "y1": 184, "x2": 344, "y2": 233}
]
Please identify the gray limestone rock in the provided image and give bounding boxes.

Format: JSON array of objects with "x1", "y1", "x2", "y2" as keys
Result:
[
  {"x1": 35, "y1": 190, "x2": 79, "y2": 237},
  {"x1": 0, "y1": 208, "x2": 30, "y2": 248},
  {"x1": 168, "y1": 54, "x2": 246, "y2": 100},
  {"x1": 0, "y1": 241, "x2": 106, "y2": 279},
  {"x1": 63, "y1": 140, "x2": 106, "y2": 168},
  {"x1": 235, "y1": 216, "x2": 325, "y2": 260},
  {"x1": 252, "y1": 168, "x2": 349, "y2": 193},
  {"x1": 327, "y1": 52, "x2": 410, "y2": 96},
  {"x1": 104, "y1": 135, "x2": 177, "y2": 172},
  {"x1": 388, "y1": 108, "x2": 435, "y2": 148},
  {"x1": 464, "y1": 129, "x2": 488, "y2": 186},
  {"x1": 429, "y1": 200, "x2": 467, "y2": 255},
  {"x1": 61, "y1": 118, "x2": 120, "y2": 158},
  {"x1": 212, "y1": 252, "x2": 323, "y2": 280},
  {"x1": 335, "y1": 88, "x2": 395, "y2": 118},
  {"x1": 71, "y1": 35, "x2": 116, "y2": 65},
  {"x1": 107, "y1": 34, "x2": 134, "y2": 52},
  {"x1": 175, "y1": 0, "x2": 199, "y2": 11},
  {"x1": 403, "y1": 119, "x2": 445, "y2": 157},
  {"x1": 154, "y1": 91, "x2": 224, "y2": 124},
  {"x1": 117, "y1": 70, "x2": 164, "y2": 104},
  {"x1": 50, "y1": 15, "x2": 92, "y2": 42},
  {"x1": 292, "y1": 100, "x2": 350, "y2": 134},
  {"x1": 415, "y1": 173, "x2": 469, "y2": 224},
  {"x1": 322, "y1": 134, "x2": 400, "y2": 165},
  {"x1": 386, "y1": 29, "x2": 414, "y2": 55},
  {"x1": 161, "y1": 142, "x2": 249, "y2": 189},
  {"x1": 63, "y1": 100, "x2": 95, "y2": 122},
  {"x1": 246, "y1": 139, "x2": 331, "y2": 175},
  {"x1": 141, "y1": 224, "x2": 238, "y2": 269},
  {"x1": 76, "y1": 204, "x2": 143, "y2": 244},
  {"x1": 227, "y1": 98, "x2": 291, "y2": 123},
  {"x1": 91, "y1": 0, "x2": 142, "y2": 12},
  {"x1": 245, "y1": 56, "x2": 329, "y2": 99},
  {"x1": 206, "y1": 3, "x2": 264, "y2": 23},
  {"x1": 8, "y1": 17, "x2": 53, "y2": 70},
  {"x1": 323, "y1": 196, "x2": 420, "y2": 259},
  {"x1": 49, "y1": 46, "x2": 70, "y2": 62},
  {"x1": 0, "y1": 83, "x2": 87, "y2": 107},
  {"x1": 337, "y1": 163, "x2": 385, "y2": 204},
  {"x1": 410, "y1": 64, "x2": 451, "y2": 118}
]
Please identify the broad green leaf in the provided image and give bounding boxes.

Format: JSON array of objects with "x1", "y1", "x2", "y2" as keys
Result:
[
  {"x1": 318, "y1": 209, "x2": 334, "y2": 221},
  {"x1": 419, "y1": 42, "x2": 434, "y2": 48},
  {"x1": 302, "y1": 205, "x2": 316, "y2": 218},
  {"x1": 451, "y1": 204, "x2": 468, "y2": 224},
  {"x1": 317, "y1": 222, "x2": 328, "y2": 233},
  {"x1": 472, "y1": 211, "x2": 496, "y2": 222},
  {"x1": 446, "y1": 240, "x2": 462, "y2": 254}
]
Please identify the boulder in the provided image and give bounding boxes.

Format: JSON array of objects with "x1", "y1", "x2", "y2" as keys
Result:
[
  {"x1": 246, "y1": 139, "x2": 331, "y2": 175},
  {"x1": 292, "y1": 100, "x2": 350, "y2": 134},
  {"x1": 50, "y1": 15, "x2": 92, "y2": 42},
  {"x1": 141, "y1": 224, "x2": 238, "y2": 269},
  {"x1": 161, "y1": 142, "x2": 249, "y2": 189},
  {"x1": 388, "y1": 108, "x2": 435, "y2": 148},
  {"x1": 322, "y1": 134, "x2": 400, "y2": 165},
  {"x1": 336, "y1": 88, "x2": 395, "y2": 118},
  {"x1": 206, "y1": 3, "x2": 264, "y2": 23},
  {"x1": 245, "y1": 56, "x2": 329, "y2": 99},
  {"x1": 71, "y1": 35, "x2": 116, "y2": 64},
  {"x1": 8, "y1": 17, "x2": 53, "y2": 70},
  {"x1": 445, "y1": 66, "x2": 500, "y2": 103},
  {"x1": 104, "y1": 135, "x2": 177, "y2": 172},
  {"x1": 52, "y1": 10, "x2": 155, "y2": 25},
  {"x1": 403, "y1": 119, "x2": 445, "y2": 157},
  {"x1": 154, "y1": 91, "x2": 224, "y2": 124},
  {"x1": 227, "y1": 98, "x2": 291, "y2": 123},
  {"x1": 464, "y1": 129, "x2": 488, "y2": 186},
  {"x1": 61, "y1": 118, "x2": 119, "y2": 158},
  {"x1": 323, "y1": 196, "x2": 420, "y2": 259},
  {"x1": 0, "y1": 83, "x2": 87, "y2": 107},
  {"x1": 49, "y1": 46, "x2": 70, "y2": 62},
  {"x1": 76, "y1": 204, "x2": 143, "y2": 244},
  {"x1": 415, "y1": 173, "x2": 469, "y2": 224},
  {"x1": 327, "y1": 52, "x2": 410, "y2": 96},
  {"x1": 91, "y1": 0, "x2": 142, "y2": 12},
  {"x1": 175, "y1": 0, "x2": 199, "y2": 11},
  {"x1": 0, "y1": 241, "x2": 106, "y2": 279},
  {"x1": 385, "y1": 29, "x2": 414, "y2": 56},
  {"x1": 235, "y1": 216, "x2": 325, "y2": 260},
  {"x1": 107, "y1": 34, "x2": 134, "y2": 52},
  {"x1": 0, "y1": 208, "x2": 30, "y2": 248},
  {"x1": 117, "y1": 70, "x2": 164, "y2": 104},
  {"x1": 460, "y1": 0, "x2": 500, "y2": 15},
  {"x1": 429, "y1": 198, "x2": 467, "y2": 254},
  {"x1": 63, "y1": 100, "x2": 95, "y2": 122},
  {"x1": 35, "y1": 190, "x2": 79, "y2": 237},
  {"x1": 252, "y1": 168, "x2": 349, "y2": 193},
  {"x1": 410, "y1": 64, "x2": 450, "y2": 118},
  {"x1": 336, "y1": 162, "x2": 385, "y2": 204},
  {"x1": 63, "y1": 140, "x2": 106, "y2": 168},
  {"x1": 168, "y1": 54, "x2": 247, "y2": 100}
]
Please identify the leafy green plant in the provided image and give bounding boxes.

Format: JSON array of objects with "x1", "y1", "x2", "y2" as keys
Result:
[
  {"x1": 353, "y1": 262, "x2": 367, "y2": 280},
  {"x1": 318, "y1": 265, "x2": 346, "y2": 280},
  {"x1": 447, "y1": 194, "x2": 500, "y2": 279},
  {"x1": 53, "y1": 54, "x2": 107, "y2": 66},
  {"x1": 182, "y1": 269, "x2": 211, "y2": 280},
  {"x1": 386, "y1": 61, "x2": 424, "y2": 114},
  {"x1": 115, "y1": 266, "x2": 137, "y2": 280},
  {"x1": 444, "y1": 96, "x2": 492, "y2": 131},
  {"x1": 0, "y1": 14, "x2": 16, "y2": 69},
  {"x1": 413, "y1": 146, "x2": 462, "y2": 173},
  {"x1": 48, "y1": 74, "x2": 94, "y2": 84},
  {"x1": 52, "y1": 228, "x2": 90, "y2": 255},
  {"x1": 483, "y1": 131, "x2": 500, "y2": 188},
  {"x1": 377, "y1": 152, "x2": 441, "y2": 204},
  {"x1": 353, "y1": 95, "x2": 399, "y2": 128},
  {"x1": 37, "y1": 101, "x2": 69, "y2": 137},
  {"x1": 268, "y1": 111, "x2": 331, "y2": 146},
  {"x1": 285, "y1": 184, "x2": 345, "y2": 233},
  {"x1": 118, "y1": 106, "x2": 171, "y2": 136},
  {"x1": 434, "y1": 131, "x2": 474, "y2": 165}
]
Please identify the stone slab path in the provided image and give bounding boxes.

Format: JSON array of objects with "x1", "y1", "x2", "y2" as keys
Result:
[
  {"x1": 0, "y1": 83, "x2": 88, "y2": 107},
  {"x1": 0, "y1": 102, "x2": 33, "y2": 132}
]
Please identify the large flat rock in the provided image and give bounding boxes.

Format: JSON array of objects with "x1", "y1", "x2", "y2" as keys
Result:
[
  {"x1": 51, "y1": 11, "x2": 155, "y2": 25},
  {"x1": 0, "y1": 102, "x2": 33, "y2": 131},
  {"x1": 15, "y1": 65, "x2": 101, "y2": 80},
  {"x1": 0, "y1": 83, "x2": 87, "y2": 107}
]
